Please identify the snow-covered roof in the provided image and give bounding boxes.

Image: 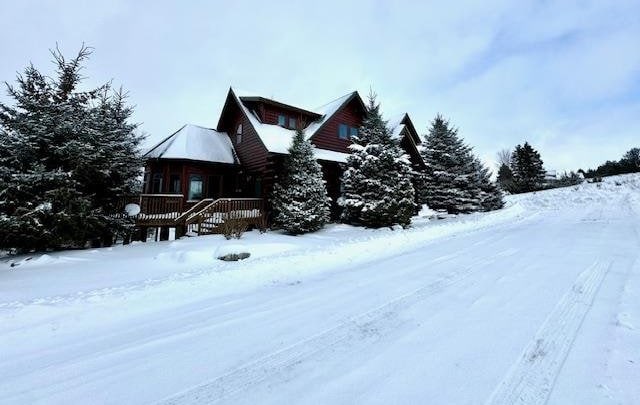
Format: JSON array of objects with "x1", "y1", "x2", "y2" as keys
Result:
[
  {"x1": 304, "y1": 92, "x2": 357, "y2": 138},
  {"x1": 387, "y1": 113, "x2": 408, "y2": 140},
  {"x1": 230, "y1": 88, "x2": 350, "y2": 163},
  {"x1": 145, "y1": 124, "x2": 238, "y2": 164}
]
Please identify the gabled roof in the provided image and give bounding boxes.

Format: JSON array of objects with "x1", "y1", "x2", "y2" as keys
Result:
[
  {"x1": 304, "y1": 91, "x2": 365, "y2": 139},
  {"x1": 234, "y1": 89, "x2": 322, "y2": 120},
  {"x1": 227, "y1": 88, "x2": 350, "y2": 163},
  {"x1": 144, "y1": 124, "x2": 238, "y2": 164},
  {"x1": 387, "y1": 112, "x2": 421, "y2": 145}
]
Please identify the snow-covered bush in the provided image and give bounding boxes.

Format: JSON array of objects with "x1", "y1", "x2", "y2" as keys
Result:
[{"x1": 219, "y1": 214, "x2": 249, "y2": 240}]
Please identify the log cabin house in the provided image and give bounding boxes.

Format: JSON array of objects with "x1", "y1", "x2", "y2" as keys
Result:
[{"x1": 136, "y1": 87, "x2": 424, "y2": 239}]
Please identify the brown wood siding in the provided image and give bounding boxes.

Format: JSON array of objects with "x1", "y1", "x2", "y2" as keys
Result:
[
  {"x1": 143, "y1": 159, "x2": 241, "y2": 207},
  {"x1": 218, "y1": 97, "x2": 269, "y2": 173},
  {"x1": 261, "y1": 104, "x2": 315, "y2": 128},
  {"x1": 310, "y1": 98, "x2": 365, "y2": 153}
]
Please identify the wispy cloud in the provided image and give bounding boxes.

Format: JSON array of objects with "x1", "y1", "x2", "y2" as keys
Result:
[{"x1": 1, "y1": 0, "x2": 638, "y2": 172}]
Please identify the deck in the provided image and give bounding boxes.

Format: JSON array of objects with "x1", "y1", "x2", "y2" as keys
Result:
[{"x1": 124, "y1": 194, "x2": 266, "y2": 239}]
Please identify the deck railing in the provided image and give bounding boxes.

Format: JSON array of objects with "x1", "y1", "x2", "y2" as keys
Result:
[
  {"x1": 188, "y1": 198, "x2": 266, "y2": 234},
  {"x1": 127, "y1": 195, "x2": 266, "y2": 236},
  {"x1": 137, "y1": 194, "x2": 184, "y2": 223}
]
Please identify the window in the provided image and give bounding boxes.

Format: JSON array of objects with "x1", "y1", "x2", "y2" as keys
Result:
[
  {"x1": 152, "y1": 173, "x2": 163, "y2": 193},
  {"x1": 236, "y1": 123, "x2": 243, "y2": 134},
  {"x1": 338, "y1": 124, "x2": 358, "y2": 140},
  {"x1": 143, "y1": 171, "x2": 150, "y2": 193},
  {"x1": 278, "y1": 114, "x2": 286, "y2": 126},
  {"x1": 188, "y1": 174, "x2": 203, "y2": 200},
  {"x1": 169, "y1": 174, "x2": 181, "y2": 194},
  {"x1": 338, "y1": 124, "x2": 348, "y2": 139},
  {"x1": 350, "y1": 127, "x2": 358, "y2": 138},
  {"x1": 236, "y1": 133, "x2": 242, "y2": 144},
  {"x1": 289, "y1": 117, "x2": 296, "y2": 129}
]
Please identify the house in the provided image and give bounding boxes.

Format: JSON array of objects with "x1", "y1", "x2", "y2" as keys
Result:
[{"x1": 138, "y1": 87, "x2": 424, "y2": 238}]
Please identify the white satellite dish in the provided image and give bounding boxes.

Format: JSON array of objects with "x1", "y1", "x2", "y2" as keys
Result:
[{"x1": 124, "y1": 203, "x2": 141, "y2": 216}]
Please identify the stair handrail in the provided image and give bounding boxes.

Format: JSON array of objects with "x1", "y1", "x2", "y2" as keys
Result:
[{"x1": 174, "y1": 198, "x2": 214, "y2": 224}]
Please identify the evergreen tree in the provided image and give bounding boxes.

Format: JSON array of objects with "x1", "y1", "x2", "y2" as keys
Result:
[
  {"x1": 621, "y1": 147, "x2": 640, "y2": 172},
  {"x1": 509, "y1": 142, "x2": 545, "y2": 193},
  {"x1": 340, "y1": 92, "x2": 415, "y2": 228},
  {"x1": 473, "y1": 159, "x2": 504, "y2": 211},
  {"x1": 0, "y1": 45, "x2": 143, "y2": 252},
  {"x1": 272, "y1": 128, "x2": 330, "y2": 234},
  {"x1": 497, "y1": 163, "x2": 516, "y2": 192},
  {"x1": 419, "y1": 115, "x2": 480, "y2": 213}
]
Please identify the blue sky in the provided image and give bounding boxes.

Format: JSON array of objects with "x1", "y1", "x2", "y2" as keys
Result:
[{"x1": 1, "y1": 0, "x2": 639, "y2": 172}]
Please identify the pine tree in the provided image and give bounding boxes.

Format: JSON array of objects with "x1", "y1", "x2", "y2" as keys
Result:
[
  {"x1": 419, "y1": 115, "x2": 480, "y2": 213},
  {"x1": 340, "y1": 92, "x2": 415, "y2": 228},
  {"x1": 0, "y1": 45, "x2": 142, "y2": 252},
  {"x1": 497, "y1": 163, "x2": 516, "y2": 192},
  {"x1": 473, "y1": 159, "x2": 504, "y2": 211},
  {"x1": 272, "y1": 127, "x2": 330, "y2": 234},
  {"x1": 510, "y1": 142, "x2": 545, "y2": 193}
]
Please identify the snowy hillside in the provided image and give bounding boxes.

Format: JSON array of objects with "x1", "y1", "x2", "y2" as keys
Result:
[{"x1": 1, "y1": 174, "x2": 639, "y2": 404}]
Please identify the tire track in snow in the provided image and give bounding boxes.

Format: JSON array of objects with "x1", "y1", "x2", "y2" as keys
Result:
[
  {"x1": 485, "y1": 260, "x2": 612, "y2": 405},
  {"x1": 158, "y1": 249, "x2": 519, "y2": 405}
]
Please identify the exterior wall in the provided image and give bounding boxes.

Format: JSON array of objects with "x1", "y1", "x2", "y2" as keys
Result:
[
  {"x1": 143, "y1": 159, "x2": 242, "y2": 207},
  {"x1": 220, "y1": 102, "x2": 269, "y2": 173},
  {"x1": 261, "y1": 104, "x2": 312, "y2": 128},
  {"x1": 310, "y1": 98, "x2": 365, "y2": 153},
  {"x1": 320, "y1": 161, "x2": 344, "y2": 219}
]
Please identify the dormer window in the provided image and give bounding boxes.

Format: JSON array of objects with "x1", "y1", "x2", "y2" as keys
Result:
[{"x1": 278, "y1": 114, "x2": 286, "y2": 127}]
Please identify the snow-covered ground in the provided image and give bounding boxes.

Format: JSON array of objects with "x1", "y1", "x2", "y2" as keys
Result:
[{"x1": 1, "y1": 174, "x2": 639, "y2": 404}]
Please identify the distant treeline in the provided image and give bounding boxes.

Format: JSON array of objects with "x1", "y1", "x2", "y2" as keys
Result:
[{"x1": 581, "y1": 148, "x2": 640, "y2": 178}]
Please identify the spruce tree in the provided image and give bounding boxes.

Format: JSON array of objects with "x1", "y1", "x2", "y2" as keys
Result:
[
  {"x1": 510, "y1": 142, "x2": 545, "y2": 193},
  {"x1": 419, "y1": 115, "x2": 480, "y2": 213},
  {"x1": 340, "y1": 92, "x2": 415, "y2": 228},
  {"x1": 272, "y1": 128, "x2": 330, "y2": 234},
  {"x1": 473, "y1": 159, "x2": 504, "y2": 211},
  {"x1": 0, "y1": 45, "x2": 142, "y2": 252},
  {"x1": 497, "y1": 163, "x2": 516, "y2": 193}
]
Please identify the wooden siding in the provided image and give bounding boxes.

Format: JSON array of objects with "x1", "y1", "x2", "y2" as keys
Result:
[
  {"x1": 261, "y1": 105, "x2": 311, "y2": 128},
  {"x1": 143, "y1": 159, "x2": 241, "y2": 208},
  {"x1": 310, "y1": 97, "x2": 365, "y2": 153},
  {"x1": 218, "y1": 93, "x2": 269, "y2": 173}
]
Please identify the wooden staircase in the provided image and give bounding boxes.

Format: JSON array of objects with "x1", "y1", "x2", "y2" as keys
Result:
[
  {"x1": 184, "y1": 198, "x2": 266, "y2": 235},
  {"x1": 129, "y1": 195, "x2": 266, "y2": 239}
]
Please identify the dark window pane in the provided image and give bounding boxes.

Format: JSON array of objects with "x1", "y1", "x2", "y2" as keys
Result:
[
  {"x1": 338, "y1": 124, "x2": 348, "y2": 139},
  {"x1": 188, "y1": 174, "x2": 203, "y2": 200},
  {"x1": 169, "y1": 174, "x2": 181, "y2": 194},
  {"x1": 289, "y1": 117, "x2": 296, "y2": 129},
  {"x1": 350, "y1": 127, "x2": 358, "y2": 138},
  {"x1": 152, "y1": 173, "x2": 163, "y2": 193},
  {"x1": 278, "y1": 115, "x2": 286, "y2": 126}
]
